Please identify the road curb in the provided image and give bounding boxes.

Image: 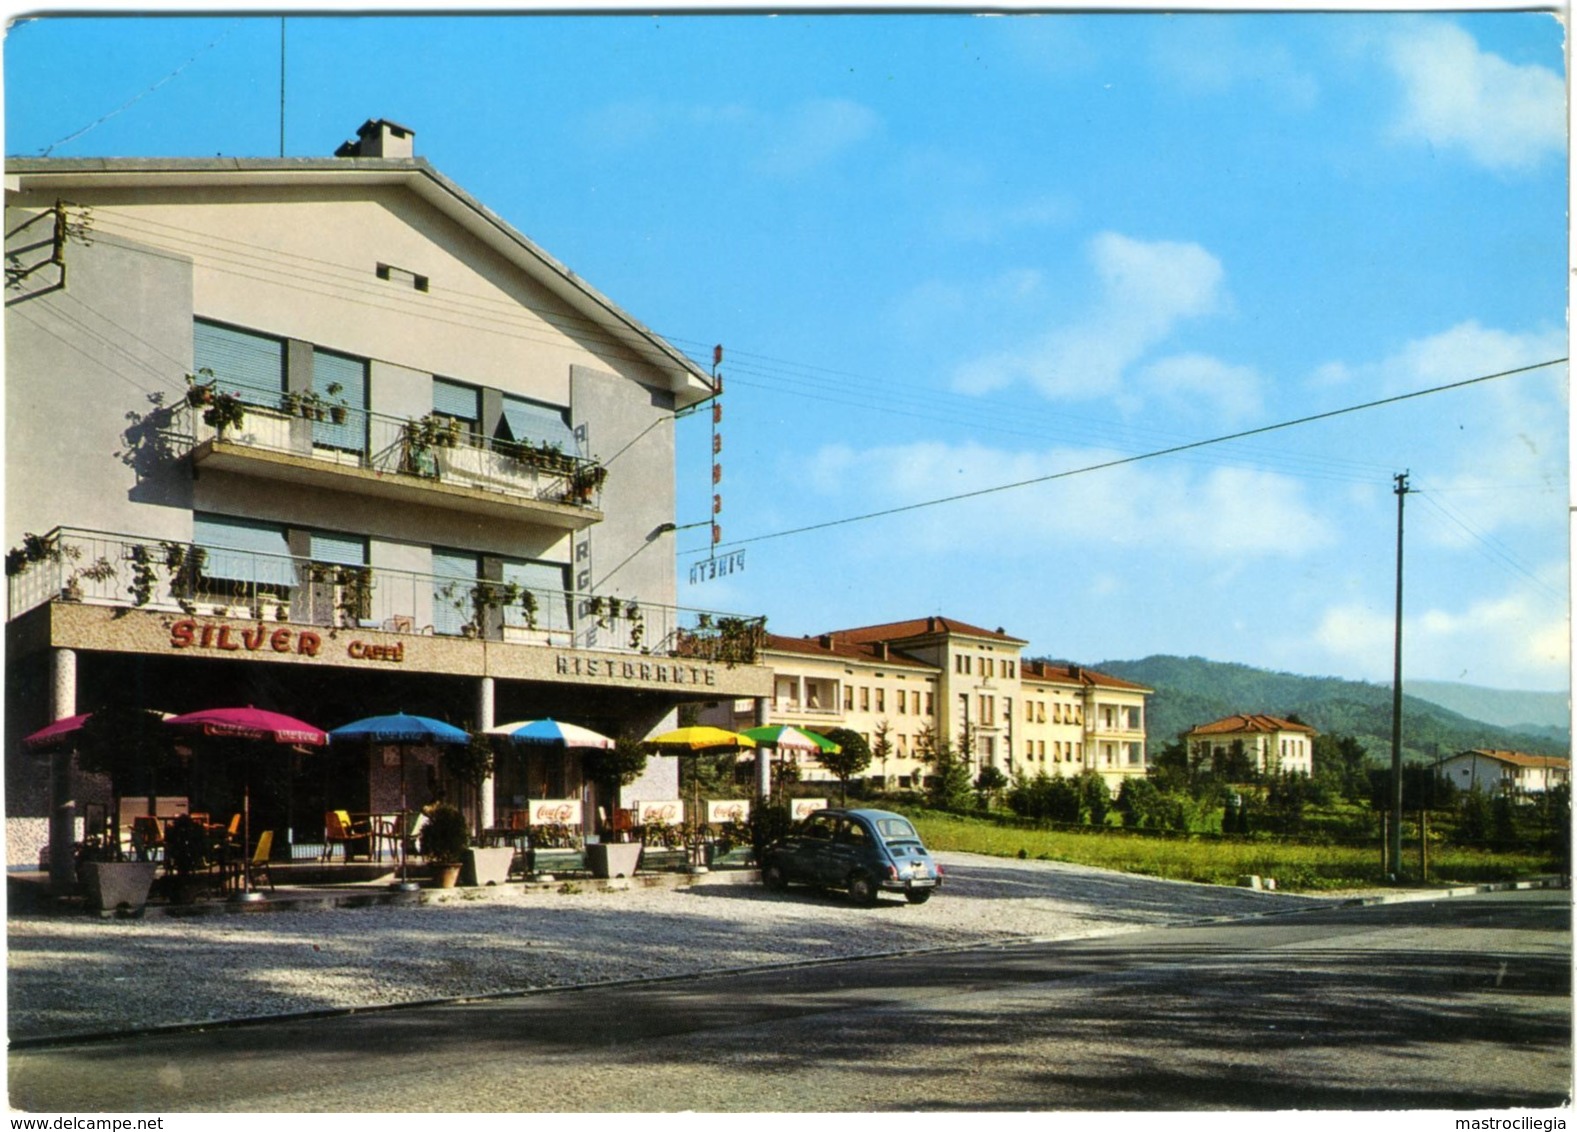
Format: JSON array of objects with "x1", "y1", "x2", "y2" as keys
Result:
[{"x1": 1330, "y1": 874, "x2": 1569, "y2": 907}]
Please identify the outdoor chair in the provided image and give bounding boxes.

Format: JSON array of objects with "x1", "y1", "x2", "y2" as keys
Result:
[
  {"x1": 130, "y1": 815, "x2": 164, "y2": 864},
  {"x1": 244, "y1": 830, "x2": 276, "y2": 892},
  {"x1": 322, "y1": 810, "x2": 371, "y2": 861}
]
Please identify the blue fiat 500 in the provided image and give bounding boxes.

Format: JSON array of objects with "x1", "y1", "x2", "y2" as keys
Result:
[{"x1": 760, "y1": 808, "x2": 943, "y2": 905}]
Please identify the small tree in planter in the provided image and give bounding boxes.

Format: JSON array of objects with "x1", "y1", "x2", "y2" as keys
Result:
[
  {"x1": 419, "y1": 802, "x2": 469, "y2": 887},
  {"x1": 74, "y1": 701, "x2": 184, "y2": 911},
  {"x1": 583, "y1": 733, "x2": 650, "y2": 840}
]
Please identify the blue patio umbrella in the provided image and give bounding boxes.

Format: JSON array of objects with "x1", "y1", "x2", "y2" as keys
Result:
[{"x1": 329, "y1": 713, "x2": 471, "y2": 886}]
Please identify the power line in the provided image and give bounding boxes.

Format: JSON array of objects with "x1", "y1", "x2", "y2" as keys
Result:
[
  {"x1": 39, "y1": 26, "x2": 236, "y2": 156},
  {"x1": 1412, "y1": 490, "x2": 1565, "y2": 605},
  {"x1": 684, "y1": 357, "x2": 1568, "y2": 556}
]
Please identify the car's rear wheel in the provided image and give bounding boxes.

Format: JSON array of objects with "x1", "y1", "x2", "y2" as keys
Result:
[
  {"x1": 905, "y1": 889, "x2": 932, "y2": 905},
  {"x1": 847, "y1": 872, "x2": 879, "y2": 906},
  {"x1": 762, "y1": 861, "x2": 789, "y2": 891}
]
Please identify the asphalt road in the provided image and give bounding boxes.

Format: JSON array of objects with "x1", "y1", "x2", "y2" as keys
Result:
[{"x1": 9, "y1": 890, "x2": 1570, "y2": 1113}]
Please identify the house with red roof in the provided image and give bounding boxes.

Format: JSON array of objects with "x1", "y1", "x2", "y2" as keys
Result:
[
  {"x1": 1439, "y1": 749, "x2": 1570, "y2": 796},
  {"x1": 1183, "y1": 714, "x2": 1317, "y2": 776}
]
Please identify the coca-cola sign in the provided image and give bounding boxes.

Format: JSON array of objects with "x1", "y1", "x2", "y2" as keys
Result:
[
  {"x1": 636, "y1": 800, "x2": 684, "y2": 826},
  {"x1": 706, "y1": 800, "x2": 751, "y2": 823},
  {"x1": 792, "y1": 798, "x2": 828, "y2": 819},
  {"x1": 527, "y1": 799, "x2": 582, "y2": 826}
]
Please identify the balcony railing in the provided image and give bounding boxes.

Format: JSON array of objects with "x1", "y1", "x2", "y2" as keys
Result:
[
  {"x1": 7, "y1": 527, "x2": 766, "y2": 665},
  {"x1": 173, "y1": 395, "x2": 607, "y2": 510}
]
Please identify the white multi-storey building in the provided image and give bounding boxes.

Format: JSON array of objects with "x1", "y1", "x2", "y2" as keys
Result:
[
  {"x1": 701, "y1": 616, "x2": 1152, "y2": 791},
  {"x1": 6, "y1": 120, "x2": 772, "y2": 875}
]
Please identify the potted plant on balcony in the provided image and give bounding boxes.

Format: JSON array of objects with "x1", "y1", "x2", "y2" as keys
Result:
[
  {"x1": 203, "y1": 391, "x2": 247, "y2": 439},
  {"x1": 325, "y1": 382, "x2": 350, "y2": 425},
  {"x1": 419, "y1": 802, "x2": 468, "y2": 888},
  {"x1": 60, "y1": 555, "x2": 115, "y2": 602},
  {"x1": 184, "y1": 370, "x2": 216, "y2": 408},
  {"x1": 5, "y1": 530, "x2": 64, "y2": 578},
  {"x1": 569, "y1": 462, "x2": 607, "y2": 504}
]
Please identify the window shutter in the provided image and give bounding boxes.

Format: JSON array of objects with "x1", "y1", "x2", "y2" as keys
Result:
[
  {"x1": 193, "y1": 321, "x2": 285, "y2": 404},
  {"x1": 433, "y1": 378, "x2": 480, "y2": 422},
  {"x1": 193, "y1": 513, "x2": 294, "y2": 588}
]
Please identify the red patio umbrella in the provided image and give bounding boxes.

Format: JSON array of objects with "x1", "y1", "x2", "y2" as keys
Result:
[
  {"x1": 164, "y1": 706, "x2": 328, "y2": 900},
  {"x1": 22, "y1": 713, "x2": 94, "y2": 752}
]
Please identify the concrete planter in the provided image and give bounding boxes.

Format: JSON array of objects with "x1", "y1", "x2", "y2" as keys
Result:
[
  {"x1": 587, "y1": 841, "x2": 642, "y2": 879},
  {"x1": 462, "y1": 846, "x2": 513, "y2": 887},
  {"x1": 81, "y1": 861, "x2": 158, "y2": 914}
]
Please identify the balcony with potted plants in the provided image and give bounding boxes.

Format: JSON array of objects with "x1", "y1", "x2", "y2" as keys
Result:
[
  {"x1": 6, "y1": 527, "x2": 766, "y2": 666},
  {"x1": 172, "y1": 389, "x2": 607, "y2": 530}
]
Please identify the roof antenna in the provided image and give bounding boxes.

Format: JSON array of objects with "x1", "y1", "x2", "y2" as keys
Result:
[{"x1": 278, "y1": 17, "x2": 286, "y2": 157}]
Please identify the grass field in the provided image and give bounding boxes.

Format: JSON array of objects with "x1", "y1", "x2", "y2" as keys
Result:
[{"x1": 903, "y1": 809, "x2": 1563, "y2": 892}]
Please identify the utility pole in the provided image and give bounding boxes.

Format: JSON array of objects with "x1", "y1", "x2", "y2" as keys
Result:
[{"x1": 1389, "y1": 471, "x2": 1410, "y2": 880}]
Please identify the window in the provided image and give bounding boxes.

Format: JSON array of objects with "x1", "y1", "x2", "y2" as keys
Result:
[
  {"x1": 193, "y1": 320, "x2": 285, "y2": 406},
  {"x1": 844, "y1": 686, "x2": 854, "y2": 711},
  {"x1": 193, "y1": 513, "x2": 294, "y2": 596},
  {"x1": 983, "y1": 658, "x2": 994, "y2": 679},
  {"x1": 860, "y1": 687, "x2": 870, "y2": 712},
  {"x1": 499, "y1": 394, "x2": 577, "y2": 454},
  {"x1": 504, "y1": 559, "x2": 570, "y2": 633},
  {"x1": 911, "y1": 691, "x2": 920, "y2": 714},
  {"x1": 897, "y1": 691, "x2": 907, "y2": 714},
  {"x1": 875, "y1": 689, "x2": 885, "y2": 712},
  {"x1": 432, "y1": 550, "x2": 479, "y2": 637},
  {"x1": 307, "y1": 529, "x2": 371, "y2": 622},
  {"x1": 313, "y1": 348, "x2": 367, "y2": 454},
  {"x1": 433, "y1": 378, "x2": 481, "y2": 434},
  {"x1": 925, "y1": 692, "x2": 934, "y2": 715},
  {"x1": 1003, "y1": 698, "x2": 1012, "y2": 723}
]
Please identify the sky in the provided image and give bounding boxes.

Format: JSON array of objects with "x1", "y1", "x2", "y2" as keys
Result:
[{"x1": 4, "y1": 9, "x2": 1570, "y2": 693}]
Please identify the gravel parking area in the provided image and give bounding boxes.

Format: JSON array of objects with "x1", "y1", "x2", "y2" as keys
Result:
[{"x1": 7, "y1": 852, "x2": 1327, "y2": 1042}]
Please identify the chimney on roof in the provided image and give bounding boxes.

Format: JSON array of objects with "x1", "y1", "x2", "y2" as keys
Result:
[
  {"x1": 819, "y1": 634, "x2": 836, "y2": 650},
  {"x1": 877, "y1": 642, "x2": 890, "y2": 660},
  {"x1": 1068, "y1": 664, "x2": 1082, "y2": 679},
  {"x1": 927, "y1": 616, "x2": 937, "y2": 632},
  {"x1": 335, "y1": 119, "x2": 415, "y2": 159}
]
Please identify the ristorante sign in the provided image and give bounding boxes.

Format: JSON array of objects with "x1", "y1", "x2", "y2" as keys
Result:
[{"x1": 553, "y1": 654, "x2": 720, "y2": 687}]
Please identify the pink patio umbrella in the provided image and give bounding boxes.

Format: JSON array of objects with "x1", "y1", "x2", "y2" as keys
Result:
[{"x1": 163, "y1": 706, "x2": 328, "y2": 900}]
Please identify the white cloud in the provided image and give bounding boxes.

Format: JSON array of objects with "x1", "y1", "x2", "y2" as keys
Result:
[
  {"x1": 1385, "y1": 21, "x2": 1565, "y2": 171},
  {"x1": 1314, "y1": 584, "x2": 1570, "y2": 690},
  {"x1": 1310, "y1": 320, "x2": 1567, "y2": 541},
  {"x1": 951, "y1": 231, "x2": 1227, "y2": 400},
  {"x1": 1150, "y1": 23, "x2": 1319, "y2": 109},
  {"x1": 1135, "y1": 353, "x2": 1264, "y2": 423},
  {"x1": 753, "y1": 98, "x2": 881, "y2": 177},
  {"x1": 802, "y1": 438, "x2": 1333, "y2": 561}
]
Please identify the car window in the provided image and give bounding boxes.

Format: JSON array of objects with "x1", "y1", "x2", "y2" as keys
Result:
[
  {"x1": 806, "y1": 816, "x2": 836, "y2": 840},
  {"x1": 836, "y1": 820, "x2": 869, "y2": 845},
  {"x1": 874, "y1": 817, "x2": 920, "y2": 842}
]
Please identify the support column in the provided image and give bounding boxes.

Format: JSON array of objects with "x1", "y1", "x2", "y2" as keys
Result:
[
  {"x1": 476, "y1": 676, "x2": 495, "y2": 830},
  {"x1": 48, "y1": 649, "x2": 78, "y2": 893},
  {"x1": 754, "y1": 696, "x2": 771, "y2": 800}
]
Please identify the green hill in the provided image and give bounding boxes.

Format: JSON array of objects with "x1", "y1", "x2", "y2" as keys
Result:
[{"x1": 1062, "y1": 655, "x2": 1570, "y2": 765}]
